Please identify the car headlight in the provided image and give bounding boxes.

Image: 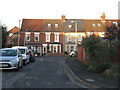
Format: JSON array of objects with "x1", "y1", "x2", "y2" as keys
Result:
[{"x1": 10, "y1": 60, "x2": 17, "y2": 62}]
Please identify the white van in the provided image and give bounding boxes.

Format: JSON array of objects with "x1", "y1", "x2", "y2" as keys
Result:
[{"x1": 12, "y1": 46, "x2": 30, "y2": 66}]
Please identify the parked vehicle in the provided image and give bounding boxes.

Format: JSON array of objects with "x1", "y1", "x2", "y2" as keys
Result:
[
  {"x1": 33, "y1": 51, "x2": 40, "y2": 57},
  {"x1": 29, "y1": 50, "x2": 36, "y2": 62},
  {"x1": 0, "y1": 48, "x2": 23, "y2": 70},
  {"x1": 12, "y1": 46, "x2": 30, "y2": 66},
  {"x1": 69, "y1": 51, "x2": 76, "y2": 57}
]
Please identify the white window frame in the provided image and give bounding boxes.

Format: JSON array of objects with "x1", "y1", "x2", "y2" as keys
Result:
[
  {"x1": 66, "y1": 34, "x2": 71, "y2": 41},
  {"x1": 55, "y1": 24, "x2": 59, "y2": 27},
  {"x1": 98, "y1": 24, "x2": 101, "y2": 27},
  {"x1": 68, "y1": 25, "x2": 72, "y2": 28},
  {"x1": 25, "y1": 32, "x2": 31, "y2": 41},
  {"x1": 54, "y1": 33, "x2": 59, "y2": 42},
  {"x1": 45, "y1": 33, "x2": 50, "y2": 42},
  {"x1": 92, "y1": 24, "x2": 96, "y2": 27},
  {"x1": 34, "y1": 33, "x2": 39, "y2": 41},
  {"x1": 78, "y1": 33, "x2": 85, "y2": 41},
  {"x1": 48, "y1": 24, "x2": 51, "y2": 27}
]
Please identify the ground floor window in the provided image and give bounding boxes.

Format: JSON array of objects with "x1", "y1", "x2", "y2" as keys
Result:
[
  {"x1": 49, "y1": 44, "x2": 62, "y2": 53},
  {"x1": 66, "y1": 45, "x2": 76, "y2": 52},
  {"x1": 28, "y1": 44, "x2": 62, "y2": 54}
]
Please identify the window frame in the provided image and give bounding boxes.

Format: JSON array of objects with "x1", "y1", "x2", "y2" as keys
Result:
[
  {"x1": 54, "y1": 33, "x2": 59, "y2": 42},
  {"x1": 25, "y1": 32, "x2": 31, "y2": 41},
  {"x1": 45, "y1": 33, "x2": 50, "y2": 42},
  {"x1": 34, "y1": 33, "x2": 39, "y2": 41}
]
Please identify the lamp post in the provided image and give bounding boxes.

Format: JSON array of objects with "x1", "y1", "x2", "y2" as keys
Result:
[
  {"x1": 18, "y1": 20, "x2": 21, "y2": 46},
  {"x1": 24, "y1": 29, "x2": 28, "y2": 46},
  {"x1": 71, "y1": 20, "x2": 78, "y2": 51}
]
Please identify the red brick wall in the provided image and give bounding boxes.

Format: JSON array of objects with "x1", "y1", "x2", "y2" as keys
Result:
[
  {"x1": 40, "y1": 33, "x2": 45, "y2": 43},
  {"x1": 31, "y1": 33, "x2": 34, "y2": 42},
  {"x1": 19, "y1": 32, "x2": 25, "y2": 45},
  {"x1": 59, "y1": 33, "x2": 64, "y2": 44},
  {"x1": 77, "y1": 46, "x2": 88, "y2": 64}
]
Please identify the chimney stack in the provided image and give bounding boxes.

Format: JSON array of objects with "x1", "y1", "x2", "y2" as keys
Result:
[
  {"x1": 100, "y1": 12, "x2": 106, "y2": 22},
  {"x1": 61, "y1": 15, "x2": 66, "y2": 22}
]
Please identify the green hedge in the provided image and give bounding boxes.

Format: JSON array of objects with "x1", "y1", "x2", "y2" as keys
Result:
[{"x1": 95, "y1": 62, "x2": 112, "y2": 73}]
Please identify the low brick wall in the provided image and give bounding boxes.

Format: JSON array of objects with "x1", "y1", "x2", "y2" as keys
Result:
[{"x1": 47, "y1": 52, "x2": 64, "y2": 56}]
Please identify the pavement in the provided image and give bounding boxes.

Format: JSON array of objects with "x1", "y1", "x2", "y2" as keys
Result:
[{"x1": 64, "y1": 56, "x2": 119, "y2": 90}]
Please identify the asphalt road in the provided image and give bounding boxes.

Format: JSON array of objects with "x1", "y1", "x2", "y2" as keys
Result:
[{"x1": 1, "y1": 56, "x2": 84, "y2": 88}]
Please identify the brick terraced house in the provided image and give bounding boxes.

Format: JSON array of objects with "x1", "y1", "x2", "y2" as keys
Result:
[
  {"x1": 19, "y1": 15, "x2": 65, "y2": 55},
  {"x1": 9, "y1": 13, "x2": 119, "y2": 55}
]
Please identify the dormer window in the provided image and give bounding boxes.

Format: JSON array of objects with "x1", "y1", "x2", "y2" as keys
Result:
[
  {"x1": 48, "y1": 24, "x2": 51, "y2": 27},
  {"x1": 68, "y1": 25, "x2": 72, "y2": 28},
  {"x1": 55, "y1": 24, "x2": 59, "y2": 27},
  {"x1": 98, "y1": 24, "x2": 101, "y2": 27},
  {"x1": 92, "y1": 24, "x2": 96, "y2": 27},
  {"x1": 112, "y1": 22, "x2": 117, "y2": 25}
]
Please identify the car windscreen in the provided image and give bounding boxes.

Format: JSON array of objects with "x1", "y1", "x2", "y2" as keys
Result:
[
  {"x1": 0, "y1": 50, "x2": 17, "y2": 56},
  {"x1": 19, "y1": 49, "x2": 26, "y2": 54}
]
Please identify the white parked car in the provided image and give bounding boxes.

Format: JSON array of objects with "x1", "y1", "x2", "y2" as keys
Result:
[
  {"x1": 12, "y1": 46, "x2": 30, "y2": 66},
  {"x1": 0, "y1": 48, "x2": 23, "y2": 70},
  {"x1": 69, "y1": 51, "x2": 76, "y2": 57}
]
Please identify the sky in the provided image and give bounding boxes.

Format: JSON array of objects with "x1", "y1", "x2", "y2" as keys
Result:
[{"x1": 0, "y1": 0, "x2": 119, "y2": 30}]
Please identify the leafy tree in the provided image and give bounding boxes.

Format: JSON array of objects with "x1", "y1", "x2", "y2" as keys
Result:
[{"x1": 105, "y1": 22, "x2": 120, "y2": 46}]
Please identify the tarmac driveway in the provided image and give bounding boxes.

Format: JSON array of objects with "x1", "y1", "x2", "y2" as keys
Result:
[{"x1": 2, "y1": 56, "x2": 83, "y2": 88}]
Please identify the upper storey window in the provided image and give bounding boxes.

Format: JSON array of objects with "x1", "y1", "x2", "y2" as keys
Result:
[
  {"x1": 34, "y1": 33, "x2": 39, "y2": 41},
  {"x1": 54, "y1": 33, "x2": 59, "y2": 42},
  {"x1": 45, "y1": 33, "x2": 50, "y2": 42},
  {"x1": 25, "y1": 32, "x2": 31, "y2": 41}
]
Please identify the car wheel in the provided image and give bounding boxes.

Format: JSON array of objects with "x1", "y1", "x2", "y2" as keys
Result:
[
  {"x1": 20, "y1": 62, "x2": 23, "y2": 68},
  {"x1": 34, "y1": 58, "x2": 35, "y2": 62},
  {"x1": 23, "y1": 60, "x2": 27, "y2": 66},
  {"x1": 16, "y1": 63, "x2": 20, "y2": 71},
  {"x1": 27, "y1": 60, "x2": 30, "y2": 64}
]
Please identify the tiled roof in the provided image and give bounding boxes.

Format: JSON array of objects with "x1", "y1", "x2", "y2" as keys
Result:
[
  {"x1": 8, "y1": 26, "x2": 20, "y2": 33},
  {"x1": 21, "y1": 19, "x2": 64, "y2": 32},
  {"x1": 21, "y1": 18, "x2": 120, "y2": 32},
  {"x1": 83, "y1": 19, "x2": 104, "y2": 32}
]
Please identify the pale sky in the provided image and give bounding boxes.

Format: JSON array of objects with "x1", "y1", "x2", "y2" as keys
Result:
[{"x1": 0, "y1": 0, "x2": 119, "y2": 30}]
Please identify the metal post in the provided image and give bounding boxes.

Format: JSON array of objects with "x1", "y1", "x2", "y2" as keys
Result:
[
  {"x1": 18, "y1": 20, "x2": 21, "y2": 46},
  {"x1": 71, "y1": 21, "x2": 78, "y2": 51}
]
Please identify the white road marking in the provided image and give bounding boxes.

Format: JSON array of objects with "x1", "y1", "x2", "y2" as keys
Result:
[{"x1": 41, "y1": 58, "x2": 43, "y2": 61}]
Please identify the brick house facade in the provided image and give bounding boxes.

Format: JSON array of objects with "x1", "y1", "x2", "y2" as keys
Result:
[
  {"x1": 8, "y1": 13, "x2": 119, "y2": 56},
  {"x1": 19, "y1": 17, "x2": 65, "y2": 55}
]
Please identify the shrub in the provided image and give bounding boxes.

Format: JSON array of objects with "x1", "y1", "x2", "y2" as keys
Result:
[
  {"x1": 64, "y1": 51, "x2": 68, "y2": 55},
  {"x1": 104, "y1": 64, "x2": 119, "y2": 79},
  {"x1": 82, "y1": 35, "x2": 115, "y2": 71},
  {"x1": 95, "y1": 62, "x2": 112, "y2": 73}
]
